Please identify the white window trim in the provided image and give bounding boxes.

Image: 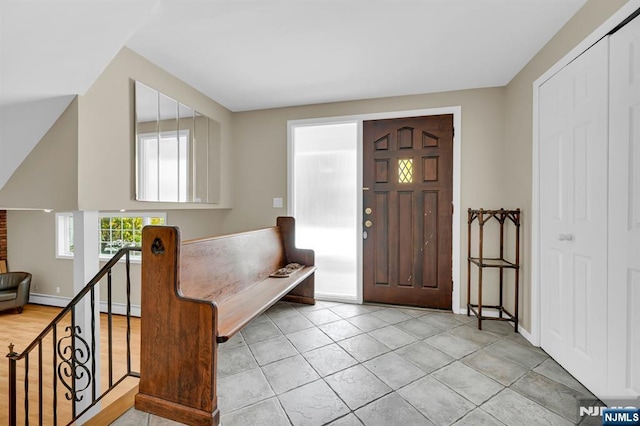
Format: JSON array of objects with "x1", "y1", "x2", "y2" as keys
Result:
[
  {"x1": 55, "y1": 212, "x2": 74, "y2": 259},
  {"x1": 56, "y1": 212, "x2": 167, "y2": 263}
]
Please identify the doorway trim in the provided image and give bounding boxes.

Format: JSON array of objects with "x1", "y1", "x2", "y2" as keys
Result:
[
  {"x1": 531, "y1": 1, "x2": 640, "y2": 346},
  {"x1": 288, "y1": 106, "x2": 462, "y2": 310}
]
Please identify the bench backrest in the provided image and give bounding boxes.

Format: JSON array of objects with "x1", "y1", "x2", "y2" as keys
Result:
[
  {"x1": 136, "y1": 217, "x2": 314, "y2": 424},
  {"x1": 179, "y1": 227, "x2": 287, "y2": 303}
]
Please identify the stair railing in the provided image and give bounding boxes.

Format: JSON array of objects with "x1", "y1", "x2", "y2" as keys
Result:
[{"x1": 6, "y1": 247, "x2": 141, "y2": 426}]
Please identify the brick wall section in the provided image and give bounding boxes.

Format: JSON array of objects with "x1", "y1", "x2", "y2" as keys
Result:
[{"x1": 0, "y1": 210, "x2": 7, "y2": 261}]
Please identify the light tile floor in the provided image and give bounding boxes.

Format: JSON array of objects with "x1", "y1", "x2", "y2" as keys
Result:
[{"x1": 113, "y1": 301, "x2": 600, "y2": 426}]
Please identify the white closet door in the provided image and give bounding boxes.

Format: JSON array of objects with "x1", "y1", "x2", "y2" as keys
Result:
[
  {"x1": 539, "y1": 37, "x2": 609, "y2": 397},
  {"x1": 609, "y1": 15, "x2": 640, "y2": 399}
]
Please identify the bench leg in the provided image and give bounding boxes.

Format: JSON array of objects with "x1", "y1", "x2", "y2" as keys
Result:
[{"x1": 283, "y1": 275, "x2": 315, "y2": 305}]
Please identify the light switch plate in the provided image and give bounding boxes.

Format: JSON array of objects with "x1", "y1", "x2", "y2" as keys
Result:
[{"x1": 273, "y1": 197, "x2": 283, "y2": 208}]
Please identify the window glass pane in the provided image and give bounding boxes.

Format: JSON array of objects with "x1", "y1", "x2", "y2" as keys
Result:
[
  {"x1": 159, "y1": 133, "x2": 179, "y2": 201},
  {"x1": 139, "y1": 135, "x2": 159, "y2": 201},
  {"x1": 153, "y1": 130, "x2": 188, "y2": 203},
  {"x1": 56, "y1": 213, "x2": 74, "y2": 257},
  {"x1": 398, "y1": 158, "x2": 413, "y2": 183},
  {"x1": 58, "y1": 213, "x2": 166, "y2": 259},
  {"x1": 293, "y1": 122, "x2": 358, "y2": 299},
  {"x1": 68, "y1": 217, "x2": 74, "y2": 254},
  {"x1": 179, "y1": 132, "x2": 188, "y2": 202},
  {"x1": 149, "y1": 217, "x2": 165, "y2": 225}
]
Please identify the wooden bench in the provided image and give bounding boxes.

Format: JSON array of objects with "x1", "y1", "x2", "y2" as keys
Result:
[{"x1": 134, "y1": 217, "x2": 315, "y2": 425}]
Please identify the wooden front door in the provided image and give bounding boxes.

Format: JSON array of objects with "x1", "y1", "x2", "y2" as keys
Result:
[{"x1": 363, "y1": 115, "x2": 453, "y2": 309}]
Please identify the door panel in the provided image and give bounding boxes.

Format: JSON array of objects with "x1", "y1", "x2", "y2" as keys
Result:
[
  {"x1": 363, "y1": 115, "x2": 453, "y2": 309},
  {"x1": 539, "y1": 36, "x2": 608, "y2": 397},
  {"x1": 423, "y1": 191, "x2": 439, "y2": 288},
  {"x1": 548, "y1": 248, "x2": 562, "y2": 336},
  {"x1": 397, "y1": 191, "x2": 414, "y2": 286},
  {"x1": 608, "y1": 15, "x2": 640, "y2": 398}
]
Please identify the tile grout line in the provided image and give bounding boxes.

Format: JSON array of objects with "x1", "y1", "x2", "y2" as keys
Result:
[{"x1": 198, "y1": 302, "x2": 594, "y2": 426}]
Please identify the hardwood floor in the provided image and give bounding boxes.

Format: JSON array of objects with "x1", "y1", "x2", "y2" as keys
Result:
[{"x1": 0, "y1": 304, "x2": 140, "y2": 425}]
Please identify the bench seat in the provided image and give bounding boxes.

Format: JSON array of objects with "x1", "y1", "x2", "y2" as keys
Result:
[
  {"x1": 135, "y1": 217, "x2": 315, "y2": 426},
  {"x1": 217, "y1": 265, "x2": 316, "y2": 342}
]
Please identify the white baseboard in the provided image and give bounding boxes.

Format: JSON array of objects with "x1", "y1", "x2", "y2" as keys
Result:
[
  {"x1": 99, "y1": 301, "x2": 141, "y2": 317},
  {"x1": 29, "y1": 293, "x2": 141, "y2": 317},
  {"x1": 453, "y1": 305, "x2": 505, "y2": 318},
  {"x1": 453, "y1": 305, "x2": 467, "y2": 315},
  {"x1": 315, "y1": 293, "x2": 358, "y2": 304},
  {"x1": 28, "y1": 293, "x2": 70, "y2": 308},
  {"x1": 517, "y1": 325, "x2": 535, "y2": 346},
  {"x1": 453, "y1": 302, "x2": 537, "y2": 347}
]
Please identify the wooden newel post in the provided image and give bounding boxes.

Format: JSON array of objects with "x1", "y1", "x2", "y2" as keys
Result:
[{"x1": 7, "y1": 342, "x2": 18, "y2": 426}]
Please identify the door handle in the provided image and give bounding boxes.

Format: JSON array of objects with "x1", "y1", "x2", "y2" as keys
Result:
[{"x1": 558, "y1": 233, "x2": 574, "y2": 241}]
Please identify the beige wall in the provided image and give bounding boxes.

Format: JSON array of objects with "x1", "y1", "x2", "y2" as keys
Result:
[
  {"x1": 0, "y1": 99, "x2": 79, "y2": 210},
  {"x1": 229, "y1": 0, "x2": 631, "y2": 333},
  {"x1": 77, "y1": 47, "x2": 233, "y2": 211},
  {"x1": 503, "y1": 0, "x2": 629, "y2": 332},
  {"x1": 7, "y1": 210, "x2": 74, "y2": 297},
  {"x1": 2, "y1": 0, "x2": 630, "y2": 333},
  {"x1": 230, "y1": 88, "x2": 507, "y2": 230},
  {"x1": 6, "y1": 209, "x2": 228, "y2": 303},
  {"x1": 2, "y1": 47, "x2": 234, "y2": 303},
  {"x1": 229, "y1": 87, "x2": 507, "y2": 313}
]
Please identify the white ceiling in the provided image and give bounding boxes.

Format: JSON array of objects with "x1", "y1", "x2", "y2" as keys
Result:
[
  {"x1": 0, "y1": 0, "x2": 159, "y2": 108},
  {"x1": 0, "y1": 0, "x2": 587, "y2": 112},
  {"x1": 126, "y1": 0, "x2": 589, "y2": 111}
]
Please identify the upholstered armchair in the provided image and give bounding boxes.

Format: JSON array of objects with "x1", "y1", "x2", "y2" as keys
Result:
[{"x1": 0, "y1": 272, "x2": 32, "y2": 313}]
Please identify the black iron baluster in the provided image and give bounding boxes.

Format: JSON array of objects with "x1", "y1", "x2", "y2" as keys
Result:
[
  {"x1": 53, "y1": 325, "x2": 57, "y2": 426},
  {"x1": 91, "y1": 285, "x2": 96, "y2": 403},
  {"x1": 108, "y1": 268, "x2": 113, "y2": 387},
  {"x1": 8, "y1": 343, "x2": 17, "y2": 426},
  {"x1": 71, "y1": 309, "x2": 76, "y2": 419},
  {"x1": 38, "y1": 341, "x2": 43, "y2": 425},
  {"x1": 25, "y1": 352, "x2": 29, "y2": 426}
]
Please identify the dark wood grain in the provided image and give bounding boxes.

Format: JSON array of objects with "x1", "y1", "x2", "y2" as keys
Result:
[
  {"x1": 217, "y1": 266, "x2": 315, "y2": 341},
  {"x1": 277, "y1": 216, "x2": 316, "y2": 304},
  {"x1": 135, "y1": 226, "x2": 219, "y2": 425},
  {"x1": 134, "y1": 217, "x2": 314, "y2": 425},
  {"x1": 363, "y1": 115, "x2": 454, "y2": 309}
]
